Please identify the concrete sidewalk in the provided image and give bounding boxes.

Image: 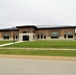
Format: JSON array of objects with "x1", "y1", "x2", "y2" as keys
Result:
[{"x1": 0, "y1": 41, "x2": 23, "y2": 47}]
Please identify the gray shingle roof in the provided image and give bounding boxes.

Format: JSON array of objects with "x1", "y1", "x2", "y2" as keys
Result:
[
  {"x1": 16, "y1": 25, "x2": 76, "y2": 29},
  {"x1": 36, "y1": 25, "x2": 76, "y2": 28},
  {"x1": 0, "y1": 25, "x2": 76, "y2": 31},
  {"x1": 0, "y1": 28, "x2": 18, "y2": 31}
]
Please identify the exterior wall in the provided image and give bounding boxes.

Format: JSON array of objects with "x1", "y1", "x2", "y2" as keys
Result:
[
  {"x1": 0, "y1": 32, "x2": 2, "y2": 38},
  {"x1": 36, "y1": 29, "x2": 61, "y2": 40},
  {"x1": 74, "y1": 33, "x2": 76, "y2": 40},
  {"x1": 18, "y1": 27, "x2": 35, "y2": 41},
  {"x1": 0, "y1": 30, "x2": 19, "y2": 40},
  {"x1": 19, "y1": 28, "x2": 35, "y2": 33},
  {"x1": 19, "y1": 33, "x2": 35, "y2": 41},
  {"x1": 35, "y1": 28, "x2": 75, "y2": 40},
  {"x1": 0, "y1": 26, "x2": 75, "y2": 41},
  {"x1": 35, "y1": 29, "x2": 49, "y2": 39},
  {"x1": 0, "y1": 31, "x2": 4, "y2": 40},
  {"x1": 60, "y1": 28, "x2": 75, "y2": 36},
  {"x1": 60, "y1": 28, "x2": 75, "y2": 40},
  {"x1": 0, "y1": 38, "x2": 14, "y2": 40}
]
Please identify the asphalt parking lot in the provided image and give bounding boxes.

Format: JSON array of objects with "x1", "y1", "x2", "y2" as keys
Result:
[{"x1": 0, "y1": 58, "x2": 76, "y2": 75}]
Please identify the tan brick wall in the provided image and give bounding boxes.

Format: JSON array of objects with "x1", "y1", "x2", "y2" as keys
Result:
[
  {"x1": 10, "y1": 31, "x2": 19, "y2": 38},
  {"x1": 36, "y1": 29, "x2": 49, "y2": 37},
  {"x1": 0, "y1": 31, "x2": 19, "y2": 40},
  {"x1": 2, "y1": 31, "x2": 11, "y2": 38},
  {"x1": 35, "y1": 28, "x2": 75, "y2": 40},
  {"x1": 35, "y1": 29, "x2": 61, "y2": 37},
  {"x1": 19, "y1": 28, "x2": 35, "y2": 33},
  {"x1": 61, "y1": 28, "x2": 75, "y2": 37},
  {"x1": 0, "y1": 32, "x2": 2, "y2": 38},
  {"x1": 0, "y1": 27, "x2": 75, "y2": 41}
]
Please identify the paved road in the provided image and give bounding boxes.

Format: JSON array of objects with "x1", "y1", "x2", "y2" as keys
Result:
[{"x1": 0, "y1": 58, "x2": 76, "y2": 75}]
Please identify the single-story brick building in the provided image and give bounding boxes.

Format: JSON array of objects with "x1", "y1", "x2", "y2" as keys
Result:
[{"x1": 0, "y1": 25, "x2": 76, "y2": 41}]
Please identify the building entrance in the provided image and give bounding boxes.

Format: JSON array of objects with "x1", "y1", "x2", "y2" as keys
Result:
[{"x1": 23, "y1": 35, "x2": 29, "y2": 41}]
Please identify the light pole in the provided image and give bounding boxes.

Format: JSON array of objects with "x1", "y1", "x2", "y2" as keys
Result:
[{"x1": 13, "y1": 27, "x2": 15, "y2": 44}]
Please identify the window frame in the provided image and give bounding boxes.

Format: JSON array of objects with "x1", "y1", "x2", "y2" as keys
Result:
[{"x1": 51, "y1": 32, "x2": 59, "y2": 38}]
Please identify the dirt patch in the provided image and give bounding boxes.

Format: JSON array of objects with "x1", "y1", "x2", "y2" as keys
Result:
[{"x1": 0, "y1": 54, "x2": 76, "y2": 61}]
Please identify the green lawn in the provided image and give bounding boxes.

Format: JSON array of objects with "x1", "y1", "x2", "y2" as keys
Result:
[
  {"x1": 3, "y1": 40, "x2": 76, "y2": 48},
  {"x1": 0, "y1": 49, "x2": 76, "y2": 57},
  {"x1": 0, "y1": 41, "x2": 13, "y2": 45}
]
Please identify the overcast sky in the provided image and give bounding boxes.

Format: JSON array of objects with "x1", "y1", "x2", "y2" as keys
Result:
[{"x1": 0, "y1": 0, "x2": 76, "y2": 29}]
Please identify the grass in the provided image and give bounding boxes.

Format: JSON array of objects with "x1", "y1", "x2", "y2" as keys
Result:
[
  {"x1": 0, "y1": 49, "x2": 76, "y2": 57},
  {"x1": 0, "y1": 41, "x2": 13, "y2": 45},
  {"x1": 3, "y1": 40, "x2": 76, "y2": 48}
]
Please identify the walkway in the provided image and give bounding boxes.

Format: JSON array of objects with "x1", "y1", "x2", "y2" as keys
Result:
[
  {"x1": 0, "y1": 41, "x2": 23, "y2": 47},
  {"x1": 0, "y1": 47, "x2": 76, "y2": 50}
]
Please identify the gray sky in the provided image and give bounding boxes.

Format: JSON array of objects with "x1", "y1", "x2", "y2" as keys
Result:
[{"x1": 0, "y1": 0, "x2": 76, "y2": 29}]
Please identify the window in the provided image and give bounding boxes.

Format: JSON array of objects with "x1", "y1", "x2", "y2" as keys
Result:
[
  {"x1": 16, "y1": 35, "x2": 18, "y2": 39},
  {"x1": 41, "y1": 33, "x2": 43, "y2": 39},
  {"x1": 68, "y1": 31, "x2": 73, "y2": 38},
  {"x1": 3, "y1": 34, "x2": 9, "y2": 39},
  {"x1": 37, "y1": 33, "x2": 39, "y2": 39},
  {"x1": 37, "y1": 32, "x2": 43, "y2": 39},
  {"x1": 44, "y1": 33, "x2": 46, "y2": 39},
  {"x1": 33, "y1": 31, "x2": 35, "y2": 33},
  {"x1": 51, "y1": 32, "x2": 59, "y2": 38},
  {"x1": 23, "y1": 31, "x2": 29, "y2": 33},
  {"x1": 64, "y1": 31, "x2": 66, "y2": 38},
  {"x1": 23, "y1": 31, "x2": 26, "y2": 33}
]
